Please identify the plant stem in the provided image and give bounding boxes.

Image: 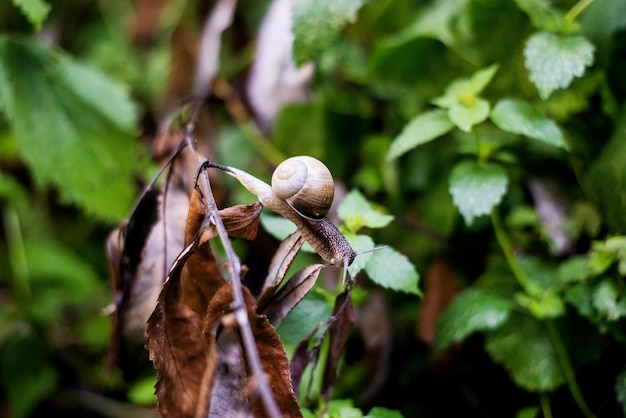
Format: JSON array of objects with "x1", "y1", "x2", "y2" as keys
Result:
[
  {"x1": 2, "y1": 203, "x2": 30, "y2": 301},
  {"x1": 546, "y1": 320, "x2": 596, "y2": 418},
  {"x1": 540, "y1": 393, "x2": 553, "y2": 418},
  {"x1": 490, "y1": 209, "x2": 534, "y2": 292},
  {"x1": 563, "y1": 0, "x2": 596, "y2": 26},
  {"x1": 186, "y1": 120, "x2": 283, "y2": 418}
]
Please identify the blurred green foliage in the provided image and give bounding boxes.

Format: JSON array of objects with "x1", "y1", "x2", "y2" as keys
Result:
[{"x1": 1, "y1": 0, "x2": 626, "y2": 417}]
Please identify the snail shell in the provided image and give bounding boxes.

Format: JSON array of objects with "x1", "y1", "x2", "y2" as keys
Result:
[{"x1": 271, "y1": 156, "x2": 334, "y2": 220}]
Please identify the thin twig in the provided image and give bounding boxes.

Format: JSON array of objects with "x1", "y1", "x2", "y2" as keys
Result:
[{"x1": 184, "y1": 119, "x2": 282, "y2": 418}]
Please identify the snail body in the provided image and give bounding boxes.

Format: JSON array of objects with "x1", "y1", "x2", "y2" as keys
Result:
[{"x1": 223, "y1": 156, "x2": 355, "y2": 268}]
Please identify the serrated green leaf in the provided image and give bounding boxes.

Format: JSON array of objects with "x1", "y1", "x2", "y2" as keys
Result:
[
  {"x1": 485, "y1": 313, "x2": 564, "y2": 391},
  {"x1": 386, "y1": 109, "x2": 454, "y2": 160},
  {"x1": 345, "y1": 234, "x2": 375, "y2": 278},
  {"x1": 292, "y1": 0, "x2": 366, "y2": 65},
  {"x1": 337, "y1": 189, "x2": 394, "y2": 232},
  {"x1": 436, "y1": 289, "x2": 513, "y2": 351},
  {"x1": 12, "y1": 0, "x2": 51, "y2": 30},
  {"x1": 524, "y1": 32, "x2": 594, "y2": 99},
  {"x1": 449, "y1": 160, "x2": 508, "y2": 225},
  {"x1": 490, "y1": 99, "x2": 567, "y2": 149},
  {"x1": 448, "y1": 98, "x2": 490, "y2": 132},
  {"x1": 0, "y1": 38, "x2": 141, "y2": 222},
  {"x1": 364, "y1": 247, "x2": 420, "y2": 295}
]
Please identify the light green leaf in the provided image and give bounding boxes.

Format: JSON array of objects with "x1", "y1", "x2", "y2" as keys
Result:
[
  {"x1": 337, "y1": 189, "x2": 394, "y2": 232},
  {"x1": 448, "y1": 98, "x2": 490, "y2": 132},
  {"x1": 449, "y1": 160, "x2": 508, "y2": 225},
  {"x1": 12, "y1": 0, "x2": 51, "y2": 30},
  {"x1": 386, "y1": 109, "x2": 454, "y2": 160},
  {"x1": 0, "y1": 38, "x2": 141, "y2": 222},
  {"x1": 592, "y1": 279, "x2": 626, "y2": 322},
  {"x1": 524, "y1": 32, "x2": 595, "y2": 99},
  {"x1": 364, "y1": 247, "x2": 420, "y2": 295},
  {"x1": 432, "y1": 64, "x2": 499, "y2": 109},
  {"x1": 515, "y1": 291, "x2": 565, "y2": 319},
  {"x1": 485, "y1": 313, "x2": 564, "y2": 391},
  {"x1": 345, "y1": 234, "x2": 375, "y2": 279},
  {"x1": 292, "y1": 0, "x2": 366, "y2": 65},
  {"x1": 490, "y1": 99, "x2": 567, "y2": 149},
  {"x1": 436, "y1": 289, "x2": 513, "y2": 351}
]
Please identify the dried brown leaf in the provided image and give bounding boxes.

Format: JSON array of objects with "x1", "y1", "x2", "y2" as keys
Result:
[
  {"x1": 259, "y1": 264, "x2": 324, "y2": 325},
  {"x1": 199, "y1": 203, "x2": 263, "y2": 243},
  {"x1": 201, "y1": 285, "x2": 302, "y2": 417},
  {"x1": 258, "y1": 232, "x2": 305, "y2": 301},
  {"x1": 416, "y1": 257, "x2": 460, "y2": 346},
  {"x1": 322, "y1": 290, "x2": 354, "y2": 401},
  {"x1": 146, "y1": 253, "x2": 209, "y2": 418}
]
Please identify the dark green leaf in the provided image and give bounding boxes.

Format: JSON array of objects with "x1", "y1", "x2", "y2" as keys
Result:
[
  {"x1": 0, "y1": 38, "x2": 141, "y2": 221},
  {"x1": 490, "y1": 99, "x2": 567, "y2": 149},
  {"x1": 485, "y1": 313, "x2": 564, "y2": 391},
  {"x1": 365, "y1": 407, "x2": 405, "y2": 418},
  {"x1": 436, "y1": 289, "x2": 513, "y2": 351},
  {"x1": 277, "y1": 291, "x2": 333, "y2": 344}
]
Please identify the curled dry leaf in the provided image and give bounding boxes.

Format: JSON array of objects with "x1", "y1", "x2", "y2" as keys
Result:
[
  {"x1": 107, "y1": 177, "x2": 189, "y2": 372},
  {"x1": 146, "y1": 250, "x2": 209, "y2": 418},
  {"x1": 257, "y1": 231, "x2": 306, "y2": 307},
  {"x1": 201, "y1": 285, "x2": 302, "y2": 417},
  {"x1": 260, "y1": 263, "x2": 325, "y2": 325}
]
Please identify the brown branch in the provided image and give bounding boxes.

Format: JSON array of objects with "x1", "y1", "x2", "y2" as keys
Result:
[{"x1": 184, "y1": 120, "x2": 283, "y2": 418}]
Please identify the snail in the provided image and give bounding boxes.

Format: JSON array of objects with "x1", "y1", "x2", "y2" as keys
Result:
[{"x1": 211, "y1": 156, "x2": 356, "y2": 272}]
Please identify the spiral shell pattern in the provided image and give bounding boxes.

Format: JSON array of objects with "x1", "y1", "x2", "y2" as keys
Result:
[{"x1": 271, "y1": 156, "x2": 334, "y2": 220}]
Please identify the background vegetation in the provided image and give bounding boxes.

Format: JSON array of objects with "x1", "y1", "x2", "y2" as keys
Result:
[{"x1": 1, "y1": 0, "x2": 626, "y2": 417}]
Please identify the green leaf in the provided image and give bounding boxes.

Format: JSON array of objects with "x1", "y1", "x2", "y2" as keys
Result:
[
  {"x1": 292, "y1": 0, "x2": 366, "y2": 65},
  {"x1": 485, "y1": 313, "x2": 564, "y2": 391},
  {"x1": 515, "y1": 291, "x2": 565, "y2": 319},
  {"x1": 386, "y1": 109, "x2": 454, "y2": 160},
  {"x1": 277, "y1": 291, "x2": 333, "y2": 344},
  {"x1": 449, "y1": 160, "x2": 508, "y2": 225},
  {"x1": 448, "y1": 98, "x2": 490, "y2": 132},
  {"x1": 364, "y1": 247, "x2": 420, "y2": 295},
  {"x1": 345, "y1": 234, "x2": 375, "y2": 278},
  {"x1": 432, "y1": 64, "x2": 499, "y2": 109},
  {"x1": 365, "y1": 407, "x2": 405, "y2": 418},
  {"x1": 513, "y1": 0, "x2": 562, "y2": 31},
  {"x1": 490, "y1": 98, "x2": 567, "y2": 149},
  {"x1": 592, "y1": 279, "x2": 626, "y2": 322},
  {"x1": 337, "y1": 189, "x2": 394, "y2": 232},
  {"x1": 0, "y1": 38, "x2": 140, "y2": 221},
  {"x1": 12, "y1": 0, "x2": 51, "y2": 30},
  {"x1": 524, "y1": 32, "x2": 595, "y2": 99},
  {"x1": 127, "y1": 375, "x2": 157, "y2": 405},
  {"x1": 436, "y1": 289, "x2": 513, "y2": 351}
]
